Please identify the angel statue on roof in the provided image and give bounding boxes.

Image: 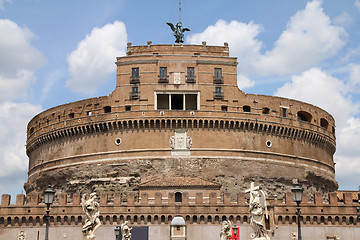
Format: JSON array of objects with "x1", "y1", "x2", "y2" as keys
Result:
[
  {"x1": 166, "y1": 22, "x2": 190, "y2": 44},
  {"x1": 245, "y1": 182, "x2": 270, "y2": 240}
]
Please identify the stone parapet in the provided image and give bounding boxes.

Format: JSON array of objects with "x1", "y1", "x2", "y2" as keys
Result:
[{"x1": 0, "y1": 190, "x2": 358, "y2": 228}]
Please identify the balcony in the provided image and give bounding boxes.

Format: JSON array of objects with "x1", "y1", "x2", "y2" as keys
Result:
[
  {"x1": 130, "y1": 76, "x2": 140, "y2": 84},
  {"x1": 186, "y1": 76, "x2": 196, "y2": 83},
  {"x1": 213, "y1": 92, "x2": 224, "y2": 100},
  {"x1": 213, "y1": 76, "x2": 223, "y2": 84},
  {"x1": 158, "y1": 75, "x2": 169, "y2": 83},
  {"x1": 130, "y1": 92, "x2": 140, "y2": 99}
]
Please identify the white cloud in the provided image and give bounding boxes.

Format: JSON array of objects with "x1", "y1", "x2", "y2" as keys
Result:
[
  {"x1": 349, "y1": 64, "x2": 360, "y2": 87},
  {"x1": 342, "y1": 45, "x2": 360, "y2": 62},
  {"x1": 334, "y1": 117, "x2": 360, "y2": 189},
  {"x1": 355, "y1": 0, "x2": 360, "y2": 11},
  {"x1": 333, "y1": 12, "x2": 352, "y2": 27},
  {"x1": 0, "y1": 19, "x2": 46, "y2": 102},
  {"x1": 237, "y1": 74, "x2": 255, "y2": 89},
  {"x1": 186, "y1": 19, "x2": 263, "y2": 75},
  {"x1": 275, "y1": 68, "x2": 360, "y2": 190},
  {"x1": 275, "y1": 68, "x2": 355, "y2": 126},
  {"x1": 66, "y1": 21, "x2": 127, "y2": 94},
  {"x1": 0, "y1": 102, "x2": 42, "y2": 194},
  {"x1": 255, "y1": 0, "x2": 347, "y2": 75},
  {"x1": 0, "y1": 0, "x2": 11, "y2": 9}
]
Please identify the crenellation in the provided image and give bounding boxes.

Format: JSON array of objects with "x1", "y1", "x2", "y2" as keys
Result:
[
  {"x1": 1, "y1": 194, "x2": 10, "y2": 206},
  {"x1": 58, "y1": 193, "x2": 67, "y2": 205},
  {"x1": 223, "y1": 193, "x2": 231, "y2": 205},
  {"x1": 195, "y1": 193, "x2": 203, "y2": 205},
  {"x1": 344, "y1": 192, "x2": 354, "y2": 205},
  {"x1": 209, "y1": 192, "x2": 218, "y2": 205},
  {"x1": 16, "y1": 194, "x2": 25, "y2": 206}
]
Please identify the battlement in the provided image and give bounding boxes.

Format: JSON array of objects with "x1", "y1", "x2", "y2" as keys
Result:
[
  {"x1": 0, "y1": 191, "x2": 358, "y2": 228},
  {"x1": 1, "y1": 191, "x2": 359, "y2": 207},
  {"x1": 125, "y1": 42, "x2": 230, "y2": 57}
]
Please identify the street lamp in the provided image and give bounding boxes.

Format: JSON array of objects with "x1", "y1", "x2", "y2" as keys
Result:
[
  {"x1": 114, "y1": 226, "x2": 121, "y2": 240},
  {"x1": 232, "y1": 225, "x2": 238, "y2": 240},
  {"x1": 43, "y1": 185, "x2": 55, "y2": 240},
  {"x1": 291, "y1": 184, "x2": 303, "y2": 240}
]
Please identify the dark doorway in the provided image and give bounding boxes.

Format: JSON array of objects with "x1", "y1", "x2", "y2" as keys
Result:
[{"x1": 171, "y1": 94, "x2": 183, "y2": 110}]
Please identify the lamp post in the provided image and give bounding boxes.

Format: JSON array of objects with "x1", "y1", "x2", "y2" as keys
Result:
[
  {"x1": 114, "y1": 226, "x2": 121, "y2": 240},
  {"x1": 43, "y1": 185, "x2": 55, "y2": 240},
  {"x1": 291, "y1": 184, "x2": 303, "y2": 240},
  {"x1": 232, "y1": 225, "x2": 238, "y2": 240}
]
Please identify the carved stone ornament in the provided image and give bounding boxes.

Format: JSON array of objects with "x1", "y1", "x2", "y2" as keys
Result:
[
  {"x1": 174, "y1": 72, "x2": 181, "y2": 84},
  {"x1": 170, "y1": 130, "x2": 192, "y2": 150},
  {"x1": 245, "y1": 182, "x2": 270, "y2": 240},
  {"x1": 81, "y1": 193, "x2": 101, "y2": 240}
]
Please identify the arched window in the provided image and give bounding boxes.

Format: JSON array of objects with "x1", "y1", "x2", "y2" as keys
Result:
[
  {"x1": 320, "y1": 118, "x2": 329, "y2": 129},
  {"x1": 262, "y1": 107, "x2": 270, "y2": 114},
  {"x1": 297, "y1": 111, "x2": 312, "y2": 122},
  {"x1": 243, "y1": 105, "x2": 251, "y2": 112},
  {"x1": 175, "y1": 192, "x2": 182, "y2": 203}
]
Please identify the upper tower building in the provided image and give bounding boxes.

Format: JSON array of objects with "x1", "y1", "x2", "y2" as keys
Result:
[{"x1": 25, "y1": 42, "x2": 337, "y2": 198}]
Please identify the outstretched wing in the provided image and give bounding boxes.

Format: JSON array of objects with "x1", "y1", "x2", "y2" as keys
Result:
[
  {"x1": 182, "y1": 27, "x2": 190, "y2": 32},
  {"x1": 259, "y1": 190, "x2": 269, "y2": 219},
  {"x1": 166, "y1": 22, "x2": 175, "y2": 31}
]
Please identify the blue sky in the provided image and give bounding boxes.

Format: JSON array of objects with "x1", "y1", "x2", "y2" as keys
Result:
[{"x1": 0, "y1": 0, "x2": 360, "y2": 198}]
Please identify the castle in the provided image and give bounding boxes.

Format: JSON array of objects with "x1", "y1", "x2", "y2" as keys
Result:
[{"x1": 0, "y1": 42, "x2": 359, "y2": 239}]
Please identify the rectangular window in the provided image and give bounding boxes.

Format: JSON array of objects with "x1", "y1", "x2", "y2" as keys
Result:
[
  {"x1": 221, "y1": 106, "x2": 228, "y2": 111},
  {"x1": 214, "y1": 68, "x2": 222, "y2": 78},
  {"x1": 214, "y1": 87, "x2": 224, "y2": 99},
  {"x1": 132, "y1": 86, "x2": 138, "y2": 93},
  {"x1": 130, "y1": 67, "x2": 140, "y2": 83},
  {"x1": 171, "y1": 94, "x2": 184, "y2": 110},
  {"x1": 185, "y1": 94, "x2": 197, "y2": 110},
  {"x1": 159, "y1": 67, "x2": 168, "y2": 83},
  {"x1": 132, "y1": 67, "x2": 139, "y2": 78},
  {"x1": 282, "y1": 108, "x2": 287, "y2": 117},
  {"x1": 103, "y1": 106, "x2": 111, "y2": 113},
  {"x1": 160, "y1": 67, "x2": 167, "y2": 78},
  {"x1": 187, "y1": 67, "x2": 195, "y2": 83},
  {"x1": 130, "y1": 87, "x2": 139, "y2": 99},
  {"x1": 157, "y1": 94, "x2": 169, "y2": 110},
  {"x1": 156, "y1": 93, "x2": 198, "y2": 110},
  {"x1": 214, "y1": 68, "x2": 223, "y2": 84}
]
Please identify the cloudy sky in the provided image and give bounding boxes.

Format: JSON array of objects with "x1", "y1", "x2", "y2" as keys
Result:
[{"x1": 0, "y1": 0, "x2": 360, "y2": 198}]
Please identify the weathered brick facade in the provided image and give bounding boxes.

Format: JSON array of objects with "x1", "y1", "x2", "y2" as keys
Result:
[
  {"x1": 25, "y1": 42, "x2": 337, "y2": 198},
  {"x1": 1, "y1": 42, "x2": 356, "y2": 239}
]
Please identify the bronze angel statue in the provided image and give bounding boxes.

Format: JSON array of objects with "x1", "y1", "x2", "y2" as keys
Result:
[{"x1": 166, "y1": 22, "x2": 190, "y2": 43}]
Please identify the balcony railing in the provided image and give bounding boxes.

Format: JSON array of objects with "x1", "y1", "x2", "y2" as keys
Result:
[
  {"x1": 213, "y1": 76, "x2": 223, "y2": 84},
  {"x1": 130, "y1": 92, "x2": 140, "y2": 99},
  {"x1": 158, "y1": 75, "x2": 169, "y2": 83},
  {"x1": 130, "y1": 76, "x2": 140, "y2": 84},
  {"x1": 213, "y1": 92, "x2": 224, "y2": 99},
  {"x1": 186, "y1": 76, "x2": 196, "y2": 83}
]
